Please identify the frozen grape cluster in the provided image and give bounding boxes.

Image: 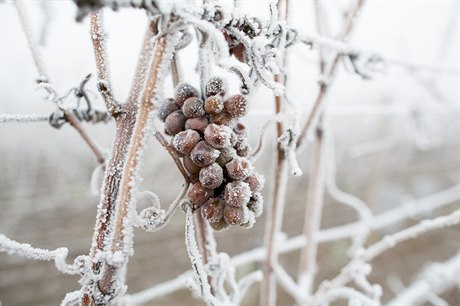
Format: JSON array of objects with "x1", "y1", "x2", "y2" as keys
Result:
[{"x1": 158, "y1": 77, "x2": 265, "y2": 230}]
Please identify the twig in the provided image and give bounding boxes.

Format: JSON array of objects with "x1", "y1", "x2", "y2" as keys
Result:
[
  {"x1": 260, "y1": 1, "x2": 290, "y2": 305},
  {"x1": 0, "y1": 234, "x2": 80, "y2": 275},
  {"x1": 386, "y1": 252, "x2": 460, "y2": 306},
  {"x1": 14, "y1": 1, "x2": 48, "y2": 82},
  {"x1": 297, "y1": 128, "x2": 326, "y2": 294},
  {"x1": 153, "y1": 129, "x2": 190, "y2": 181},
  {"x1": 296, "y1": 0, "x2": 365, "y2": 149},
  {"x1": 90, "y1": 10, "x2": 121, "y2": 116},
  {"x1": 250, "y1": 119, "x2": 275, "y2": 162},
  {"x1": 123, "y1": 183, "x2": 459, "y2": 304},
  {"x1": 0, "y1": 114, "x2": 49, "y2": 123}
]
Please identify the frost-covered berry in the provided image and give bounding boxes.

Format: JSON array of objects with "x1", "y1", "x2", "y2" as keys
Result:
[
  {"x1": 224, "y1": 94, "x2": 247, "y2": 118},
  {"x1": 224, "y1": 181, "x2": 251, "y2": 208},
  {"x1": 204, "y1": 123, "x2": 233, "y2": 149},
  {"x1": 240, "y1": 211, "x2": 256, "y2": 229},
  {"x1": 172, "y1": 130, "x2": 200, "y2": 154},
  {"x1": 224, "y1": 205, "x2": 248, "y2": 225},
  {"x1": 183, "y1": 154, "x2": 202, "y2": 174},
  {"x1": 205, "y1": 95, "x2": 224, "y2": 114},
  {"x1": 245, "y1": 173, "x2": 265, "y2": 194},
  {"x1": 185, "y1": 116, "x2": 209, "y2": 133},
  {"x1": 174, "y1": 83, "x2": 199, "y2": 106},
  {"x1": 210, "y1": 112, "x2": 237, "y2": 127},
  {"x1": 201, "y1": 197, "x2": 225, "y2": 223},
  {"x1": 206, "y1": 77, "x2": 225, "y2": 97},
  {"x1": 182, "y1": 97, "x2": 205, "y2": 118},
  {"x1": 247, "y1": 192, "x2": 264, "y2": 217},
  {"x1": 234, "y1": 123, "x2": 247, "y2": 138},
  {"x1": 216, "y1": 147, "x2": 237, "y2": 166},
  {"x1": 158, "y1": 98, "x2": 179, "y2": 121},
  {"x1": 235, "y1": 142, "x2": 250, "y2": 157},
  {"x1": 209, "y1": 218, "x2": 229, "y2": 231},
  {"x1": 225, "y1": 157, "x2": 253, "y2": 180},
  {"x1": 199, "y1": 163, "x2": 223, "y2": 189},
  {"x1": 190, "y1": 141, "x2": 220, "y2": 167},
  {"x1": 164, "y1": 110, "x2": 186, "y2": 136},
  {"x1": 188, "y1": 182, "x2": 213, "y2": 208}
]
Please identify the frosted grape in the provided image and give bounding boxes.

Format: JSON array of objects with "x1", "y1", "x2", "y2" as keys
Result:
[
  {"x1": 158, "y1": 98, "x2": 179, "y2": 121},
  {"x1": 164, "y1": 110, "x2": 186, "y2": 136},
  {"x1": 185, "y1": 116, "x2": 209, "y2": 133},
  {"x1": 225, "y1": 157, "x2": 253, "y2": 180},
  {"x1": 201, "y1": 197, "x2": 225, "y2": 223},
  {"x1": 190, "y1": 141, "x2": 220, "y2": 167},
  {"x1": 188, "y1": 182, "x2": 213, "y2": 208},
  {"x1": 224, "y1": 94, "x2": 247, "y2": 118},
  {"x1": 199, "y1": 163, "x2": 223, "y2": 189},
  {"x1": 174, "y1": 83, "x2": 199, "y2": 107},
  {"x1": 224, "y1": 181, "x2": 251, "y2": 208},
  {"x1": 204, "y1": 95, "x2": 224, "y2": 114},
  {"x1": 182, "y1": 97, "x2": 205, "y2": 118},
  {"x1": 205, "y1": 76, "x2": 225, "y2": 97},
  {"x1": 172, "y1": 130, "x2": 201, "y2": 154},
  {"x1": 204, "y1": 123, "x2": 233, "y2": 149}
]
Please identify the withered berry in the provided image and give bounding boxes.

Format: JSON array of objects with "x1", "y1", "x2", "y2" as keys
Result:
[
  {"x1": 216, "y1": 147, "x2": 237, "y2": 166},
  {"x1": 185, "y1": 116, "x2": 209, "y2": 133},
  {"x1": 224, "y1": 181, "x2": 251, "y2": 208},
  {"x1": 209, "y1": 218, "x2": 230, "y2": 231},
  {"x1": 210, "y1": 112, "x2": 237, "y2": 127},
  {"x1": 172, "y1": 130, "x2": 200, "y2": 154},
  {"x1": 205, "y1": 76, "x2": 225, "y2": 97},
  {"x1": 158, "y1": 98, "x2": 179, "y2": 121},
  {"x1": 164, "y1": 110, "x2": 186, "y2": 136},
  {"x1": 201, "y1": 197, "x2": 225, "y2": 223},
  {"x1": 224, "y1": 94, "x2": 247, "y2": 118},
  {"x1": 183, "y1": 154, "x2": 202, "y2": 174},
  {"x1": 174, "y1": 83, "x2": 199, "y2": 106},
  {"x1": 245, "y1": 173, "x2": 265, "y2": 194},
  {"x1": 199, "y1": 163, "x2": 223, "y2": 189},
  {"x1": 188, "y1": 182, "x2": 213, "y2": 208},
  {"x1": 182, "y1": 97, "x2": 205, "y2": 118},
  {"x1": 225, "y1": 157, "x2": 253, "y2": 180},
  {"x1": 190, "y1": 141, "x2": 220, "y2": 167},
  {"x1": 224, "y1": 205, "x2": 248, "y2": 225},
  {"x1": 204, "y1": 123, "x2": 233, "y2": 149},
  {"x1": 205, "y1": 95, "x2": 224, "y2": 114}
]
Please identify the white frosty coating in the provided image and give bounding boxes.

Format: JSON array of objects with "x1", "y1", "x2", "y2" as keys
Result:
[
  {"x1": 224, "y1": 181, "x2": 251, "y2": 208},
  {"x1": 0, "y1": 234, "x2": 80, "y2": 275},
  {"x1": 184, "y1": 208, "x2": 220, "y2": 306},
  {"x1": 247, "y1": 192, "x2": 264, "y2": 218},
  {"x1": 204, "y1": 123, "x2": 233, "y2": 149},
  {"x1": 121, "y1": 184, "x2": 459, "y2": 305},
  {"x1": 387, "y1": 252, "x2": 460, "y2": 306},
  {"x1": 90, "y1": 164, "x2": 104, "y2": 195},
  {"x1": 60, "y1": 290, "x2": 82, "y2": 306},
  {"x1": 0, "y1": 114, "x2": 49, "y2": 123}
]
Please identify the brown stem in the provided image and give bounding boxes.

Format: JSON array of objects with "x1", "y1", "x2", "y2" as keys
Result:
[
  {"x1": 90, "y1": 10, "x2": 121, "y2": 116},
  {"x1": 153, "y1": 130, "x2": 190, "y2": 181},
  {"x1": 296, "y1": 0, "x2": 365, "y2": 149},
  {"x1": 97, "y1": 30, "x2": 172, "y2": 301},
  {"x1": 64, "y1": 110, "x2": 106, "y2": 165},
  {"x1": 171, "y1": 53, "x2": 181, "y2": 88}
]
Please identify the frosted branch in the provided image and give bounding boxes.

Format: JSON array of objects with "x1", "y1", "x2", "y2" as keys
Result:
[
  {"x1": 90, "y1": 10, "x2": 121, "y2": 116},
  {"x1": 362, "y1": 209, "x2": 460, "y2": 261},
  {"x1": 387, "y1": 252, "x2": 460, "y2": 306},
  {"x1": 0, "y1": 234, "x2": 82, "y2": 275},
  {"x1": 0, "y1": 113, "x2": 49, "y2": 123}
]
